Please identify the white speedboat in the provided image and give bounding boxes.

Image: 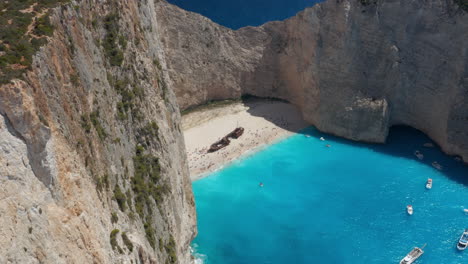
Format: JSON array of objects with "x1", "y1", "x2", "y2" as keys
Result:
[
  {"x1": 432, "y1": 161, "x2": 442, "y2": 170},
  {"x1": 457, "y1": 229, "x2": 468, "y2": 251},
  {"x1": 400, "y1": 246, "x2": 424, "y2": 264},
  {"x1": 414, "y1": 150, "x2": 424, "y2": 160},
  {"x1": 319, "y1": 137, "x2": 325, "y2": 141},
  {"x1": 425, "y1": 178, "x2": 432, "y2": 189},
  {"x1": 407, "y1": 205, "x2": 413, "y2": 215},
  {"x1": 464, "y1": 209, "x2": 468, "y2": 214}
]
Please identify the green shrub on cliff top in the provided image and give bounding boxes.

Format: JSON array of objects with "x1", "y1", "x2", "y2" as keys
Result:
[{"x1": 0, "y1": 0, "x2": 70, "y2": 84}]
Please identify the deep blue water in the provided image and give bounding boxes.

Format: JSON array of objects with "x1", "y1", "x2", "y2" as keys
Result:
[
  {"x1": 167, "y1": 0, "x2": 322, "y2": 29},
  {"x1": 192, "y1": 127, "x2": 468, "y2": 264}
]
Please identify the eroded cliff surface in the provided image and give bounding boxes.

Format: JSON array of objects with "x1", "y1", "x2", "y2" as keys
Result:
[
  {"x1": 157, "y1": 0, "x2": 468, "y2": 162},
  {"x1": 0, "y1": 0, "x2": 467, "y2": 262},
  {"x1": 0, "y1": 0, "x2": 195, "y2": 263}
]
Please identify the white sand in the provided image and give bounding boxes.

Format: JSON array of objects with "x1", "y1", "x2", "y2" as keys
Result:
[{"x1": 182, "y1": 100, "x2": 308, "y2": 180}]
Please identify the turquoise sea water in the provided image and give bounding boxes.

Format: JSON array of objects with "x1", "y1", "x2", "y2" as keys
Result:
[
  {"x1": 192, "y1": 127, "x2": 468, "y2": 264},
  {"x1": 167, "y1": 0, "x2": 322, "y2": 29}
]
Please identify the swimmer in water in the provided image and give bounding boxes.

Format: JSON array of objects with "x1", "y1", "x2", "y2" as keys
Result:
[
  {"x1": 326, "y1": 144, "x2": 331, "y2": 148},
  {"x1": 259, "y1": 182, "x2": 264, "y2": 187}
]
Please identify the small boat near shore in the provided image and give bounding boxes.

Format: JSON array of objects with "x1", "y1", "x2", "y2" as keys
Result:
[
  {"x1": 400, "y1": 245, "x2": 425, "y2": 264},
  {"x1": 457, "y1": 229, "x2": 468, "y2": 251},
  {"x1": 464, "y1": 209, "x2": 468, "y2": 214},
  {"x1": 425, "y1": 178, "x2": 432, "y2": 189},
  {"x1": 432, "y1": 161, "x2": 442, "y2": 170},
  {"x1": 407, "y1": 205, "x2": 413, "y2": 215},
  {"x1": 414, "y1": 150, "x2": 424, "y2": 160},
  {"x1": 423, "y1": 143, "x2": 434, "y2": 148}
]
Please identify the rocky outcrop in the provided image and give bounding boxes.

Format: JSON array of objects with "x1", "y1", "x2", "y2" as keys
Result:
[
  {"x1": 156, "y1": 0, "x2": 468, "y2": 162},
  {"x1": 0, "y1": 0, "x2": 466, "y2": 262},
  {"x1": 0, "y1": 0, "x2": 195, "y2": 263}
]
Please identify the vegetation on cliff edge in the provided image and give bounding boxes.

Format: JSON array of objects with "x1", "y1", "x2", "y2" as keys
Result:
[{"x1": 0, "y1": 0, "x2": 70, "y2": 84}]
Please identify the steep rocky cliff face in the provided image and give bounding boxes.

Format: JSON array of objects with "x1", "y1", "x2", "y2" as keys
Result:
[
  {"x1": 0, "y1": 0, "x2": 195, "y2": 263},
  {"x1": 0, "y1": 0, "x2": 466, "y2": 262},
  {"x1": 158, "y1": 0, "x2": 468, "y2": 162}
]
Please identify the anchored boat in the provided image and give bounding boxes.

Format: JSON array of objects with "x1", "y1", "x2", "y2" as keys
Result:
[
  {"x1": 414, "y1": 150, "x2": 424, "y2": 160},
  {"x1": 425, "y1": 178, "x2": 432, "y2": 189},
  {"x1": 432, "y1": 161, "x2": 442, "y2": 170},
  {"x1": 407, "y1": 205, "x2": 413, "y2": 215},
  {"x1": 400, "y1": 245, "x2": 425, "y2": 264},
  {"x1": 457, "y1": 229, "x2": 468, "y2": 251}
]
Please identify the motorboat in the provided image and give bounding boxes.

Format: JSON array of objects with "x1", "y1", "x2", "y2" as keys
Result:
[
  {"x1": 464, "y1": 209, "x2": 468, "y2": 214},
  {"x1": 423, "y1": 143, "x2": 434, "y2": 148},
  {"x1": 432, "y1": 161, "x2": 442, "y2": 170},
  {"x1": 425, "y1": 178, "x2": 432, "y2": 190},
  {"x1": 414, "y1": 150, "x2": 424, "y2": 160},
  {"x1": 457, "y1": 229, "x2": 468, "y2": 251},
  {"x1": 407, "y1": 205, "x2": 413, "y2": 215},
  {"x1": 400, "y1": 245, "x2": 425, "y2": 264},
  {"x1": 320, "y1": 137, "x2": 325, "y2": 141}
]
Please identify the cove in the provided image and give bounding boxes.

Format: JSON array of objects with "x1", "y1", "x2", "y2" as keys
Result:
[
  {"x1": 167, "y1": 0, "x2": 323, "y2": 29},
  {"x1": 192, "y1": 126, "x2": 468, "y2": 264}
]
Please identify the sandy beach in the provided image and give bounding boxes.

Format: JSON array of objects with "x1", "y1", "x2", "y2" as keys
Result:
[{"x1": 182, "y1": 100, "x2": 308, "y2": 180}]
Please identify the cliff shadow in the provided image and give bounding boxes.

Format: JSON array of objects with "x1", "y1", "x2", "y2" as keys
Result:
[
  {"x1": 301, "y1": 125, "x2": 468, "y2": 186},
  {"x1": 242, "y1": 95, "x2": 310, "y2": 134}
]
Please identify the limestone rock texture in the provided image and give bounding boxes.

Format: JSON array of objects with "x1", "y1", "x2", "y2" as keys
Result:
[
  {"x1": 0, "y1": 0, "x2": 195, "y2": 263},
  {"x1": 157, "y1": 0, "x2": 468, "y2": 162},
  {"x1": 0, "y1": 0, "x2": 467, "y2": 263}
]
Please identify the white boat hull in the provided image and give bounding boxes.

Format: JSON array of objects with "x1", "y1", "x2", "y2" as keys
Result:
[
  {"x1": 457, "y1": 231, "x2": 468, "y2": 251},
  {"x1": 400, "y1": 247, "x2": 424, "y2": 264},
  {"x1": 426, "y1": 179, "x2": 432, "y2": 190},
  {"x1": 407, "y1": 207, "x2": 413, "y2": 215}
]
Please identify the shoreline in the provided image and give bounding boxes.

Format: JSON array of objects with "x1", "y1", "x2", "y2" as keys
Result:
[
  {"x1": 191, "y1": 131, "x2": 295, "y2": 180},
  {"x1": 182, "y1": 100, "x2": 308, "y2": 181}
]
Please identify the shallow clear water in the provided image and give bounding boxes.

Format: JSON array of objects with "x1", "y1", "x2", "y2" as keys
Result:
[
  {"x1": 167, "y1": 0, "x2": 322, "y2": 29},
  {"x1": 192, "y1": 127, "x2": 468, "y2": 264}
]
